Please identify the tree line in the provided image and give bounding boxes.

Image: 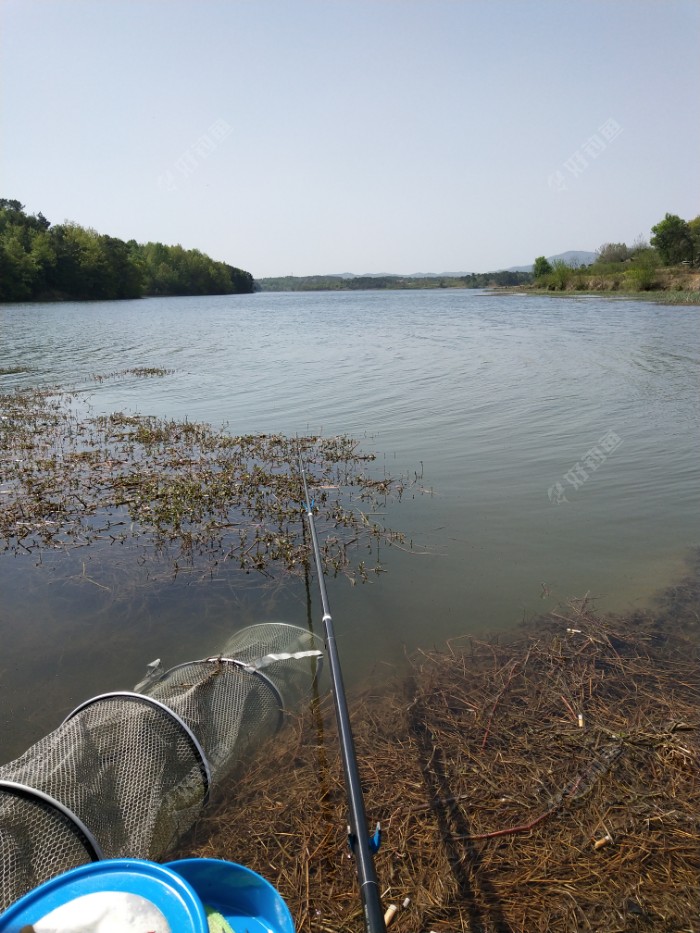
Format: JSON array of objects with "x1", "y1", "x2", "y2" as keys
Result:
[
  {"x1": 257, "y1": 270, "x2": 532, "y2": 292},
  {"x1": 0, "y1": 199, "x2": 255, "y2": 302},
  {"x1": 533, "y1": 212, "x2": 700, "y2": 290}
]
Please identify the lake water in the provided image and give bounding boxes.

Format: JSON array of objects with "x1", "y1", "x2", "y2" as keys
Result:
[{"x1": 1, "y1": 289, "x2": 699, "y2": 760}]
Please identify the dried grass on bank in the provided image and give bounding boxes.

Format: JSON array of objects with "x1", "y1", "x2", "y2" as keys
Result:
[{"x1": 176, "y1": 587, "x2": 700, "y2": 933}]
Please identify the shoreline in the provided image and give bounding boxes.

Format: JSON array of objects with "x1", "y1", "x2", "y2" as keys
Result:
[{"x1": 491, "y1": 285, "x2": 700, "y2": 305}]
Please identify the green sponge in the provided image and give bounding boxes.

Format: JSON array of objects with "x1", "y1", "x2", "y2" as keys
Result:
[{"x1": 205, "y1": 904, "x2": 237, "y2": 933}]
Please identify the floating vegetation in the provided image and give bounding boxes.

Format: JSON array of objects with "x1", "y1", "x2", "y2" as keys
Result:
[
  {"x1": 0, "y1": 366, "x2": 27, "y2": 376},
  {"x1": 177, "y1": 571, "x2": 700, "y2": 933},
  {"x1": 0, "y1": 386, "x2": 418, "y2": 581},
  {"x1": 88, "y1": 367, "x2": 175, "y2": 382}
]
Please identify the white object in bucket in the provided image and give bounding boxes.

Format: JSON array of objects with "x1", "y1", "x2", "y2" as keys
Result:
[{"x1": 32, "y1": 891, "x2": 170, "y2": 933}]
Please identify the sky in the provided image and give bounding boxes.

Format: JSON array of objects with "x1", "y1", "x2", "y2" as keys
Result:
[{"x1": 1, "y1": 0, "x2": 699, "y2": 278}]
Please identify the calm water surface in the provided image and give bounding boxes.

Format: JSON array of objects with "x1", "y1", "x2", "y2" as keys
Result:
[{"x1": 1, "y1": 290, "x2": 698, "y2": 759}]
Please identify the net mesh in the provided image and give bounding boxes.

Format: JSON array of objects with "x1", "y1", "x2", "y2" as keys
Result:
[
  {"x1": 0, "y1": 622, "x2": 322, "y2": 911},
  {"x1": 0, "y1": 789, "x2": 96, "y2": 907}
]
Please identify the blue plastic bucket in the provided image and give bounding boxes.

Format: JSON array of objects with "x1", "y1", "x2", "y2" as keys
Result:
[
  {"x1": 0, "y1": 859, "x2": 208, "y2": 932},
  {"x1": 166, "y1": 858, "x2": 295, "y2": 933}
]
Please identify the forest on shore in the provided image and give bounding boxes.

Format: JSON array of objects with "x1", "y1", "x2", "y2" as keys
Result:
[
  {"x1": 0, "y1": 199, "x2": 254, "y2": 302},
  {"x1": 257, "y1": 270, "x2": 532, "y2": 291}
]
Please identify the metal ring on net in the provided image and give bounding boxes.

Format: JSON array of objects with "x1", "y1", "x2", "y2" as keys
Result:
[
  {"x1": 0, "y1": 780, "x2": 104, "y2": 863},
  {"x1": 63, "y1": 692, "x2": 212, "y2": 804},
  {"x1": 147, "y1": 657, "x2": 286, "y2": 730},
  {"x1": 205, "y1": 658, "x2": 285, "y2": 725}
]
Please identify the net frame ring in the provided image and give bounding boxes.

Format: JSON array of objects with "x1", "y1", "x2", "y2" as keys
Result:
[
  {"x1": 147, "y1": 657, "x2": 287, "y2": 731},
  {"x1": 0, "y1": 780, "x2": 104, "y2": 864},
  {"x1": 205, "y1": 657, "x2": 286, "y2": 728},
  {"x1": 63, "y1": 692, "x2": 213, "y2": 805}
]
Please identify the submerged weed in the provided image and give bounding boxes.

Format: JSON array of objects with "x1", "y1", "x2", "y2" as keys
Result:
[
  {"x1": 0, "y1": 388, "x2": 422, "y2": 582},
  {"x1": 88, "y1": 367, "x2": 174, "y2": 382}
]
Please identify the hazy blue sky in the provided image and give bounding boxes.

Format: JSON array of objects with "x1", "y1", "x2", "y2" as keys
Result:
[{"x1": 2, "y1": 0, "x2": 698, "y2": 277}]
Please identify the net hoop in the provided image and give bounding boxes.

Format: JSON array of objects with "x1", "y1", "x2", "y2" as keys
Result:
[
  {"x1": 148, "y1": 658, "x2": 286, "y2": 729},
  {"x1": 0, "y1": 780, "x2": 104, "y2": 863},
  {"x1": 64, "y1": 692, "x2": 213, "y2": 804}
]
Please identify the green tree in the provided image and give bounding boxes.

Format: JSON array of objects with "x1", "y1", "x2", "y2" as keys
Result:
[
  {"x1": 28, "y1": 227, "x2": 57, "y2": 294},
  {"x1": 227, "y1": 264, "x2": 255, "y2": 292},
  {"x1": 0, "y1": 228, "x2": 37, "y2": 300},
  {"x1": 533, "y1": 256, "x2": 552, "y2": 278},
  {"x1": 650, "y1": 213, "x2": 693, "y2": 265},
  {"x1": 687, "y1": 216, "x2": 700, "y2": 267},
  {"x1": 135, "y1": 241, "x2": 254, "y2": 296},
  {"x1": 1, "y1": 199, "x2": 255, "y2": 302},
  {"x1": 550, "y1": 260, "x2": 572, "y2": 290},
  {"x1": 596, "y1": 242, "x2": 629, "y2": 263},
  {"x1": 49, "y1": 223, "x2": 109, "y2": 299},
  {"x1": 625, "y1": 249, "x2": 660, "y2": 291},
  {"x1": 0, "y1": 198, "x2": 25, "y2": 215}
]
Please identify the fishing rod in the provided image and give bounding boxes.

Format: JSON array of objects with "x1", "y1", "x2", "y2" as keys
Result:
[{"x1": 298, "y1": 452, "x2": 387, "y2": 933}]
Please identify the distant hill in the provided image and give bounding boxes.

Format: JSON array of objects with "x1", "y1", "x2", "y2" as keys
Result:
[
  {"x1": 325, "y1": 253, "x2": 596, "y2": 278},
  {"x1": 259, "y1": 252, "x2": 598, "y2": 292},
  {"x1": 506, "y1": 250, "x2": 597, "y2": 273},
  {"x1": 329, "y1": 270, "x2": 470, "y2": 279}
]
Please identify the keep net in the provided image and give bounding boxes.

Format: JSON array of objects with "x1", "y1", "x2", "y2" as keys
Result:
[{"x1": 0, "y1": 622, "x2": 323, "y2": 911}]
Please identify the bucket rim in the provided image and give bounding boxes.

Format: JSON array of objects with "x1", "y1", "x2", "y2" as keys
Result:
[{"x1": 0, "y1": 858, "x2": 208, "y2": 932}]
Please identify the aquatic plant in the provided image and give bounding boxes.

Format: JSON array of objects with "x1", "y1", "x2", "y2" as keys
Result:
[
  {"x1": 0, "y1": 387, "x2": 418, "y2": 582},
  {"x1": 87, "y1": 367, "x2": 175, "y2": 382}
]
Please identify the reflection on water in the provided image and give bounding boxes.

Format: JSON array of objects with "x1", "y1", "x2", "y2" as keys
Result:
[{"x1": 1, "y1": 290, "x2": 699, "y2": 760}]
